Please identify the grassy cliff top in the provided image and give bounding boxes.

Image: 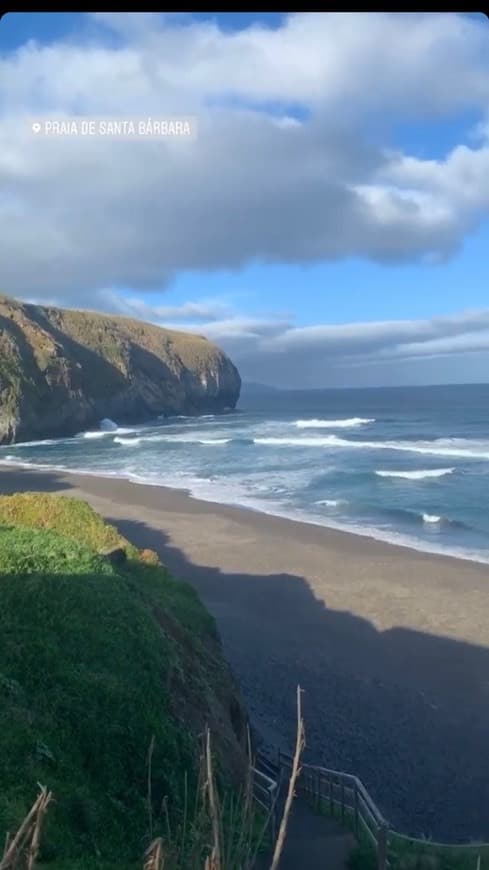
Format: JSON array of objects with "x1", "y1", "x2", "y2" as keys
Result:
[
  {"x1": 0, "y1": 293, "x2": 229, "y2": 377},
  {"x1": 0, "y1": 492, "x2": 138, "y2": 555},
  {"x1": 0, "y1": 492, "x2": 247, "y2": 868}
]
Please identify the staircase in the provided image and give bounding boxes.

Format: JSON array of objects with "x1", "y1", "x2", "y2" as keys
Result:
[{"x1": 253, "y1": 751, "x2": 356, "y2": 870}]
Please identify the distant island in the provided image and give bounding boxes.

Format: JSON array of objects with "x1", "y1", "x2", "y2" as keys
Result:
[{"x1": 0, "y1": 295, "x2": 241, "y2": 444}]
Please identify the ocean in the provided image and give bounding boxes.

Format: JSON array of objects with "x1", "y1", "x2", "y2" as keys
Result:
[{"x1": 2, "y1": 382, "x2": 489, "y2": 564}]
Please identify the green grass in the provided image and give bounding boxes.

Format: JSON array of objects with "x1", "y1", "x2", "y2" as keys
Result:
[
  {"x1": 0, "y1": 492, "x2": 140, "y2": 557},
  {"x1": 304, "y1": 792, "x2": 489, "y2": 870},
  {"x1": 0, "y1": 493, "x2": 248, "y2": 868},
  {"x1": 388, "y1": 835, "x2": 489, "y2": 870}
]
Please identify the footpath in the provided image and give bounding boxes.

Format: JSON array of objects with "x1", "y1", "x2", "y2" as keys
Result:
[{"x1": 254, "y1": 754, "x2": 356, "y2": 870}]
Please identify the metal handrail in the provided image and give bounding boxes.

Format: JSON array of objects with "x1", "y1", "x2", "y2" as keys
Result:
[
  {"x1": 277, "y1": 749, "x2": 489, "y2": 870},
  {"x1": 251, "y1": 760, "x2": 279, "y2": 842}
]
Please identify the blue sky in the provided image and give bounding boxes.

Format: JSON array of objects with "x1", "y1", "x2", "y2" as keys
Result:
[
  {"x1": 0, "y1": 12, "x2": 286, "y2": 48},
  {"x1": 162, "y1": 229, "x2": 489, "y2": 327},
  {"x1": 1, "y1": 12, "x2": 489, "y2": 387}
]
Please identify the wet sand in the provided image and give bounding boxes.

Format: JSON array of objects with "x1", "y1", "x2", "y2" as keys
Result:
[{"x1": 1, "y1": 465, "x2": 489, "y2": 841}]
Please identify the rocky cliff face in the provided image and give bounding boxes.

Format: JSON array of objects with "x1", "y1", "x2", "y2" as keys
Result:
[{"x1": 0, "y1": 295, "x2": 241, "y2": 444}]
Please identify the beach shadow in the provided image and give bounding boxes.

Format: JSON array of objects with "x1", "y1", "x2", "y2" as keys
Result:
[
  {"x1": 0, "y1": 469, "x2": 73, "y2": 494},
  {"x1": 106, "y1": 514, "x2": 489, "y2": 844}
]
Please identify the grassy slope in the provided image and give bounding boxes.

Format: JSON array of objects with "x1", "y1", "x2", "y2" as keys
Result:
[{"x1": 0, "y1": 494, "x2": 246, "y2": 868}]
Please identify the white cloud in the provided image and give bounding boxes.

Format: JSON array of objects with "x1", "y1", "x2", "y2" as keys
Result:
[
  {"x1": 168, "y1": 307, "x2": 489, "y2": 387},
  {"x1": 263, "y1": 309, "x2": 489, "y2": 353},
  {"x1": 109, "y1": 294, "x2": 235, "y2": 322},
  {"x1": 379, "y1": 145, "x2": 489, "y2": 212},
  {"x1": 1, "y1": 12, "x2": 489, "y2": 307},
  {"x1": 89, "y1": 12, "x2": 489, "y2": 115}
]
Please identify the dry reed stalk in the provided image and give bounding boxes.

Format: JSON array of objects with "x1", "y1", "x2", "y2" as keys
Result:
[
  {"x1": 0, "y1": 786, "x2": 52, "y2": 870},
  {"x1": 147, "y1": 735, "x2": 156, "y2": 841},
  {"x1": 205, "y1": 728, "x2": 222, "y2": 870},
  {"x1": 269, "y1": 685, "x2": 305, "y2": 870},
  {"x1": 26, "y1": 789, "x2": 52, "y2": 870},
  {"x1": 229, "y1": 725, "x2": 255, "y2": 868},
  {"x1": 144, "y1": 837, "x2": 165, "y2": 870},
  {"x1": 177, "y1": 771, "x2": 188, "y2": 865}
]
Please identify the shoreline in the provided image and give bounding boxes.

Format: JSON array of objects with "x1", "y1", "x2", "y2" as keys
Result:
[
  {"x1": 1, "y1": 456, "x2": 488, "y2": 567},
  {"x1": 1, "y1": 461, "x2": 489, "y2": 628},
  {"x1": 1, "y1": 464, "x2": 489, "y2": 839}
]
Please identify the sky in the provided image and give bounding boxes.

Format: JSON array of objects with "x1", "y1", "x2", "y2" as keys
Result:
[{"x1": 1, "y1": 11, "x2": 489, "y2": 388}]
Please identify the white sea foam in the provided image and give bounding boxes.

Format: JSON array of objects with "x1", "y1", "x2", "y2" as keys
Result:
[
  {"x1": 0, "y1": 457, "x2": 36, "y2": 468},
  {"x1": 81, "y1": 426, "x2": 137, "y2": 440},
  {"x1": 385, "y1": 438, "x2": 489, "y2": 459},
  {"x1": 141, "y1": 433, "x2": 231, "y2": 446},
  {"x1": 254, "y1": 434, "x2": 489, "y2": 459},
  {"x1": 82, "y1": 431, "x2": 109, "y2": 440},
  {"x1": 375, "y1": 468, "x2": 454, "y2": 480},
  {"x1": 423, "y1": 513, "x2": 442, "y2": 524},
  {"x1": 158, "y1": 413, "x2": 216, "y2": 422},
  {"x1": 315, "y1": 499, "x2": 345, "y2": 507},
  {"x1": 9, "y1": 438, "x2": 63, "y2": 448},
  {"x1": 255, "y1": 436, "x2": 339, "y2": 447},
  {"x1": 114, "y1": 436, "x2": 142, "y2": 446},
  {"x1": 295, "y1": 417, "x2": 375, "y2": 429}
]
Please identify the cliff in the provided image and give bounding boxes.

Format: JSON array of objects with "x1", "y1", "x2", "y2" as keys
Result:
[{"x1": 0, "y1": 295, "x2": 241, "y2": 444}]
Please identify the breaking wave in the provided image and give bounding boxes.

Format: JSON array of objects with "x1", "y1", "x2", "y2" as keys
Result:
[
  {"x1": 423, "y1": 513, "x2": 442, "y2": 524},
  {"x1": 295, "y1": 417, "x2": 375, "y2": 429},
  {"x1": 254, "y1": 435, "x2": 489, "y2": 459},
  {"x1": 82, "y1": 431, "x2": 109, "y2": 440},
  {"x1": 375, "y1": 468, "x2": 455, "y2": 480},
  {"x1": 81, "y1": 426, "x2": 137, "y2": 440},
  {"x1": 11, "y1": 438, "x2": 62, "y2": 448},
  {"x1": 99, "y1": 418, "x2": 118, "y2": 431}
]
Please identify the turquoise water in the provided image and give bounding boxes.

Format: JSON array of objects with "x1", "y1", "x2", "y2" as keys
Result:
[{"x1": 2, "y1": 382, "x2": 489, "y2": 563}]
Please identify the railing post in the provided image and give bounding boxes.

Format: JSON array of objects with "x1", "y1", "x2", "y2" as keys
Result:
[
  {"x1": 341, "y1": 779, "x2": 345, "y2": 824},
  {"x1": 270, "y1": 787, "x2": 276, "y2": 845},
  {"x1": 353, "y1": 781, "x2": 359, "y2": 837},
  {"x1": 377, "y1": 823, "x2": 388, "y2": 870}
]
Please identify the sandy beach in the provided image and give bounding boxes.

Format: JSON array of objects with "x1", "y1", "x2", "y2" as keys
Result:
[{"x1": 1, "y1": 464, "x2": 488, "y2": 841}]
